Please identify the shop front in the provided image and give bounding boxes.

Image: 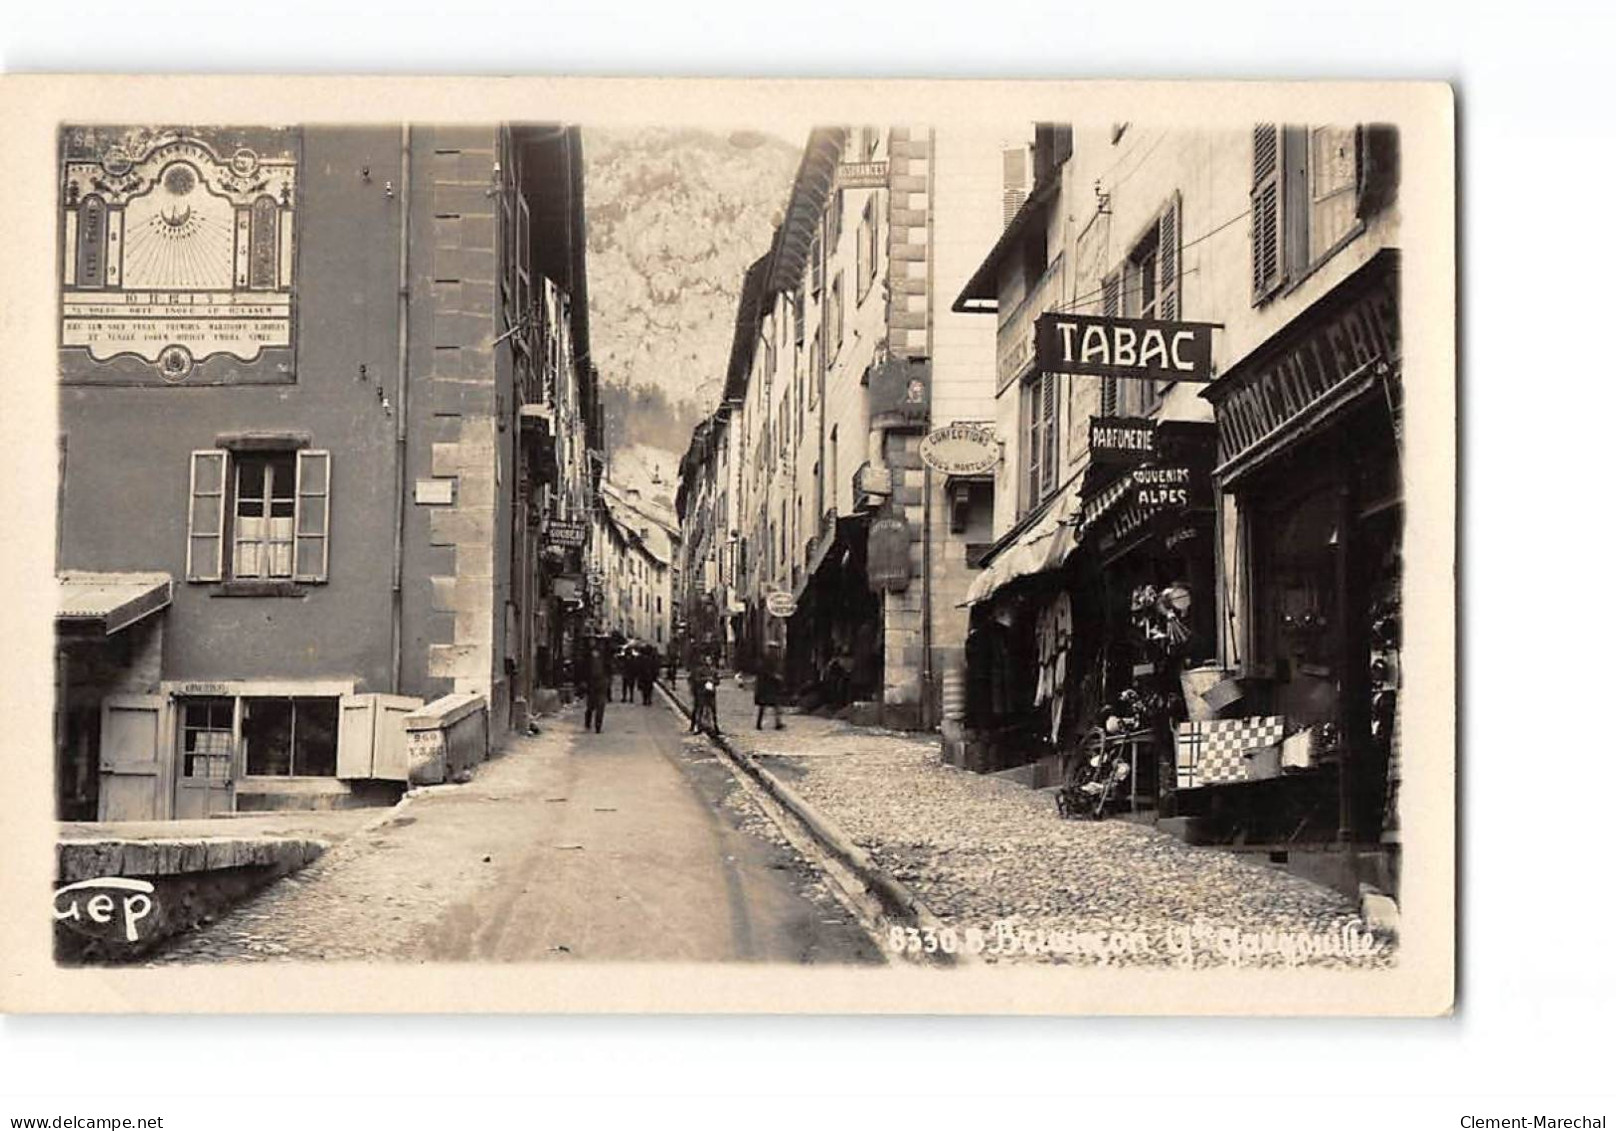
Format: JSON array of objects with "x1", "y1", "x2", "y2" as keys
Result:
[
  {"x1": 787, "y1": 510, "x2": 880, "y2": 709},
  {"x1": 1190, "y1": 249, "x2": 1402, "y2": 895}
]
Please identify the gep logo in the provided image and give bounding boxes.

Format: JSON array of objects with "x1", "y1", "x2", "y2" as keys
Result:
[{"x1": 53, "y1": 876, "x2": 156, "y2": 944}]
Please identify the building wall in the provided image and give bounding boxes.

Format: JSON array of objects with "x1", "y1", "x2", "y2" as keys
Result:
[
  {"x1": 59, "y1": 126, "x2": 406, "y2": 692},
  {"x1": 403, "y1": 125, "x2": 512, "y2": 722}
]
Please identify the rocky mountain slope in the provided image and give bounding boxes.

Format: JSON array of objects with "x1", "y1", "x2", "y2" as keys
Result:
[{"x1": 583, "y1": 127, "x2": 801, "y2": 491}]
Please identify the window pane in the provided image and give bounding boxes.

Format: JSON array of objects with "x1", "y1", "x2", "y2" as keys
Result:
[
  {"x1": 242, "y1": 698, "x2": 293, "y2": 776},
  {"x1": 237, "y1": 459, "x2": 265, "y2": 502},
  {"x1": 293, "y1": 698, "x2": 338, "y2": 776},
  {"x1": 268, "y1": 454, "x2": 296, "y2": 499}
]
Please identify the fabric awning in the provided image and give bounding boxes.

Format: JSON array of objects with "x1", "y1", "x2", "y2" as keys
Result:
[
  {"x1": 962, "y1": 486, "x2": 1085, "y2": 607},
  {"x1": 57, "y1": 571, "x2": 172, "y2": 636}
]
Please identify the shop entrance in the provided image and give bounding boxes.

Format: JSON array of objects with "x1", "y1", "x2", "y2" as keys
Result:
[{"x1": 175, "y1": 696, "x2": 237, "y2": 820}]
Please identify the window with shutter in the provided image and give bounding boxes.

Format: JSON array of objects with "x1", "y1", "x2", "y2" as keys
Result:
[
  {"x1": 187, "y1": 450, "x2": 227, "y2": 582},
  {"x1": 294, "y1": 450, "x2": 331, "y2": 582},
  {"x1": 1251, "y1": 123, "x2": 1283, "y2": 303}
]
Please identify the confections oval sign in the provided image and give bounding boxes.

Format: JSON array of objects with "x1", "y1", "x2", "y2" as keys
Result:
[
  {"x1": 59, "y1": 126, "x2": 300, "y2": 386},
  {"x1": 919, "y1": 423, "x2": 1000, "y2": 475}
]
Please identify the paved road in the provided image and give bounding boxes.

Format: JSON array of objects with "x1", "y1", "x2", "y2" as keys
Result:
[{"x1": 154, "y1": 698, "x2": 881, "y2": 965}]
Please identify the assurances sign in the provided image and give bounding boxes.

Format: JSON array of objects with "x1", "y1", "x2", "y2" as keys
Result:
[{"x1": 59, "y1": 126, "x2": 299, "y2": 386}]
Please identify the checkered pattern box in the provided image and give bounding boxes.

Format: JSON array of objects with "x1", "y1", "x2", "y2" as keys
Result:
[{"x1": 1175, "y1": 717, "x2": 1286, "y2": 788}]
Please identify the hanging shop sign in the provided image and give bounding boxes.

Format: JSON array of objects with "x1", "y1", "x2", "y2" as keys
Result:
[
  {"x1": 1089, "y1": 416, "x2": 1158, "y2": 465},
  {"x1": 1205, "y1": 253, "x2": 1400, "y2": 471},
  {"x1": 868, "y1": 357, "x2": 931, "y2": 424},
  {"x1": 836, "y1": 161, "x2": 889, "y2": 189},
  {"x1": 1131, "y1": 466, "x2": 1193, "y2": 509},
  {"x1": 919, "y1": 423, "x2": 999, "y2": 475},
  {"x1": 866, "y1": 509, "x2": 913, "y2": 592},
  {"x1": 1036, "y1": 313, "x2": 1218, "y2": 383},
  {"x1": 545, "y1": 519, "x2": 587, "y2": 549},
  {"x1": 765, "y1": 591, "x2": 797, "y2": 618}
]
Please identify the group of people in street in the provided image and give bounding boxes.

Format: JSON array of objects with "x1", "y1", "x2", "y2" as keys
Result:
[
  {"x1": 575, "y1": 629, "x2": 791, "y2": 738},
  {"x1": 577, "y1": 633, "x2": 663, "y2": 734}
]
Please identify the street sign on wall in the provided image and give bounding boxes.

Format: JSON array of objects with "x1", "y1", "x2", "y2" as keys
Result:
[
  {"x1": 1036, "y1": 313, "x2": 1218, "y2": 383},
  {"x1": 919, "y1": 423, "x2": 999, "y2": 475},
  {"x1": 765, "y1": 591, "x2": 797, "y2": 618}
]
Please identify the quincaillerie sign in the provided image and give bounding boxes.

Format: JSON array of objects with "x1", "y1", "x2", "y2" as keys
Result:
[
  {"x1": 59, "y1": 126, "x2": 300, "y2": 386},
  {"x1": 1206, "y1": 252, "x2": 1400, "y2": 474},
  {"x1": 1037, "y1": 313, "x2": 1217, "y2": 383}
]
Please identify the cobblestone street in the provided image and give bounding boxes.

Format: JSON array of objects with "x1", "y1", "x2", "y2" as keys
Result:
[{"x1": 699, "y1": 678, "x2": 1393, "y2": 968}]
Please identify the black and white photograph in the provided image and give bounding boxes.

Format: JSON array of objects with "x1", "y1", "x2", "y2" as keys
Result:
[{"x1": 1, "y1": 78, "x2": 1455, "y2": 1018}]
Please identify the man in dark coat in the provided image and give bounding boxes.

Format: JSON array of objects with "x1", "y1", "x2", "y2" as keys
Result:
[
  {"x1": 582, "y1": 637, "x2": 610, "y2": 734},
  {"x1": 755, "y1": 639, "x2": 786, "y2": 730},
  {"x1": 637, "y1": 645, "x2": 659, "y2": 705}
]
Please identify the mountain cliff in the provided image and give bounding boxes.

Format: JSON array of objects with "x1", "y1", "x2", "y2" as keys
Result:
[{"x1": 583, "y1": 127, "x2": 801, "y2": 491}]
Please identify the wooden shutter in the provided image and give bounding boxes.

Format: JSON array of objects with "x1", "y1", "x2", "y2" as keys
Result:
[
  {"x1": 1024, "y1": 377, "x2": 1042, "y2": 508},
  {"x1": 1041, "y1": 372, "x2": 1058, "y2": 494},
  {"x1": 1251, "y1": 124, "x2": 1283, "y2": 302},
  {"x1": 1100, "y1": 274, "x2": 1121, "y2": 415},
  {"x1": 1158, "y1": 195, "x2": 1181, "y2": 321},
  {"x1": 294, "y1": 450, "x2": 331, "y2": 583},
  {"x1": 187, "y1": 450, "x2": 227, "y2": 582}
]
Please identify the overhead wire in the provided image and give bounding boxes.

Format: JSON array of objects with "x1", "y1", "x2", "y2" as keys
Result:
[{"x1": 1046, "y1": 205, "x2": 1252, "y2": 315}]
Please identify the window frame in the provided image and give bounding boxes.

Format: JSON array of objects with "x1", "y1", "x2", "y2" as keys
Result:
[
  {"x1": 187, "y1": 447, "x2": 331, "y2": 585},
  {"x1": 1252, "y1": 122, "x2": 1368, "y2": 306}
]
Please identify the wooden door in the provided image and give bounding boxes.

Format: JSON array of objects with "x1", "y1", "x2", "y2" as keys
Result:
[
  {"x1": 173, "y1": 696, "x2": 238, "y2": 820},
  {"x1": 98, "y1": 696, "x2": 171, "y2": 822}
]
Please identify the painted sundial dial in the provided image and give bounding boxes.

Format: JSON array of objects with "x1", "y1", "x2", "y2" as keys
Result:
[
  {"x1": 120, "y1": 161, "x2": 237, "y2": 290},
  {"x1": 58, "y1": 125, "x2": 300, "y2": 386}
]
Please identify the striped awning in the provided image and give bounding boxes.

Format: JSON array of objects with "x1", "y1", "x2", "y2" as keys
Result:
[{"x1": 57, "y1": 571, "x2": 172, "y2": 636}]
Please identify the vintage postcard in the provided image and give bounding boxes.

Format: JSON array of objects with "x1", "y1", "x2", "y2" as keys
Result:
[{"x1": 0, "y1": 76, "x2": 1455, "y2": 1014}]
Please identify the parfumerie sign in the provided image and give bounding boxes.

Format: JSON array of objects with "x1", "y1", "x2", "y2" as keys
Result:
[
  {"x1": 1089, "y1": 416, "x2": 1156, "y2": 465},
  {"x1": 1037, "y1": 314, "x2": 1217, "y2": 383}
]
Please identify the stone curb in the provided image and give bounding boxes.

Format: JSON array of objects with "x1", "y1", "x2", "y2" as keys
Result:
[{"x1": 656, "y1": 681, "x2": 967, "y2": 965}]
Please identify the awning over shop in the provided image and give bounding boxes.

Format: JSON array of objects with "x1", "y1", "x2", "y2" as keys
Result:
[
  {"x1": 792, "y1": 512, "x2": 870, "y2": 603},
  {"x1": 962, "y1": 485, "x2": 1085, "y2": 607},
  {"x1": 56, "y1": 571, "x2": 172, "y2": 636}
]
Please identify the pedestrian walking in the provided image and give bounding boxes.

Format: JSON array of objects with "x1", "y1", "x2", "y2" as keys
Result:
[
  {"x1": 689, "y1": 652, "x2": 720, "y2": 735},
  {"x1": 619, "y1": 642, "x2": 637, "y2": 703},
  {"x1": 582, "y1": 636, "x2": 610, "y2": 734},
  {"x1": 755, "y1": 639, "x2": 786, "y2": 731},
  {"x1": 637, "y1": 645, "x2": 658, "y2": 705}
]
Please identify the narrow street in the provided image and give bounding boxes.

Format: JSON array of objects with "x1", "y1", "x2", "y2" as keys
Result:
[{"x1": 154, "y1": 697, "x2": 880, "y2": 965}]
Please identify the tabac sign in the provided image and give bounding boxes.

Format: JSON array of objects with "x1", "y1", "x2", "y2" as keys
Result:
[
  {"x1": 1036, "y1": 313, "x2": 1218, "y2": 384},
  {"x1": 59, "y1": 126, "x2": 301, "y2": 386}
]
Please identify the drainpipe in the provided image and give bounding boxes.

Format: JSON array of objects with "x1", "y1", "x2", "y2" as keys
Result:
[{"x1": 390, "y1": 124, "x2": 412, "y2": 695}]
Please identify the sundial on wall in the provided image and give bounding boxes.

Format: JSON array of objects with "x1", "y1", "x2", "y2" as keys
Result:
[{"x1": 59, "y1": 126, "x2": 300, "y2": 386}]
